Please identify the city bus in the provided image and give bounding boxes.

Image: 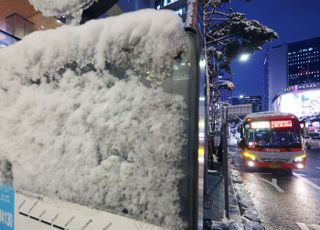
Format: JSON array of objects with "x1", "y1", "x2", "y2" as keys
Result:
[{"x1": 238, "y1": 112, "x2": 306, "y2": 170}]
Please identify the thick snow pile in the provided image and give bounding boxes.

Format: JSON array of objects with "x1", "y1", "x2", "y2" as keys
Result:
[
  {"x1": 0, "y1": 10, "x2": 188, "y2": 229},
  {"x1": 230, "y1": 169, "x2": 264, "y2": 230},
  {"x1": 228, "y1": 135, "x2": 238, "y2": 146},
  {"x1": 28, "y1": 0, "x2": 95, "y2": 23},
  {"x1": 208, "y1": 166, "x2": 264, "y2": 230},
  {"x1": 231, "y1": 170, "x2": 261, "y2": 222}
]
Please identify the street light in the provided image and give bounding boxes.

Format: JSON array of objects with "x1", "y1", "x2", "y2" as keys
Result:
[{"x1": 239, "y1": 53, "x2": 250, "y2": 62}]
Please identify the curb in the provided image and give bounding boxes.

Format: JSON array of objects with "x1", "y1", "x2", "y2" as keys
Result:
[{"x1": 208, "y1": 146, "x2": 265, "y2": 230}]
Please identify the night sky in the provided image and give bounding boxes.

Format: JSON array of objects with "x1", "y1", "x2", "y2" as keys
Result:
[{"x1": 229, "y1": 0, "x2": 320, "y2": 97}]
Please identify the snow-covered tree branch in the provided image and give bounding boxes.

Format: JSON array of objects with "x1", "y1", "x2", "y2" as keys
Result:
[
  {"x1": 28, "y1": 0, "x2": 97, "y2": 24},
  {"x1": 205, "y1": 7, "x2": 278, "y2": 73}
]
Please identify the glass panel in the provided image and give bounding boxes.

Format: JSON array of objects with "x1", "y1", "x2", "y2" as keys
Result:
[
  {"x1": 0, "y1": 30, "x2": 19, "y2": 46},
  {"x1": 162, "y1": 30, "x2": 199, "y2": 229}
]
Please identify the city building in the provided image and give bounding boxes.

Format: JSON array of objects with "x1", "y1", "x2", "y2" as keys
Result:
[
  {"x1": 229, "y1": 95, "x2": 262, "y2": 113},
  {"x1": 273, "y1": 82, "x2": 320, "y2": 118},
  {"x1": 154, "y1": 0, "x2": 187, "y2": 17},
  {"x1": 264, "y1": 44, "x2": 287, "y2": 110},
  {"x1": 287, "y1": 37, "x2": 320, "y2": 86},
  {"x1": 265, "y1": 37, "x2": 320, "y2": 112}
]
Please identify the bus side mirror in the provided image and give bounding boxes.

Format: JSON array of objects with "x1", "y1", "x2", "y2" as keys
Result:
[{"x1": 238, "y1": 126, "x2": 244, "y2": 138}]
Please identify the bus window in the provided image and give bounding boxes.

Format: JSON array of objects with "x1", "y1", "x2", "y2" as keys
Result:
[{"x1": 247, "y1": 129, "x2": 302, "y2": 148}]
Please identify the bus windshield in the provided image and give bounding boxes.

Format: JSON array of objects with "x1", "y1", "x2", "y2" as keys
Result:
[{"x1": 247, "y1": 128, "x2": 302, "y2": 148}]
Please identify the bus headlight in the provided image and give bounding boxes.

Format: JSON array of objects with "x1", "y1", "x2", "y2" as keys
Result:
[
  {"x1": 247, "y1": 161, "x2": 255, "y2": 167},
  {"x1": 294, "y1": 154, "x2": 306, "y2": 162},
  {"x1": 296, "y1": 163, "x2": 304, "y2": 169},
  {"x1": 243, "y1": 152, "x2": 256, "y2": 161}
]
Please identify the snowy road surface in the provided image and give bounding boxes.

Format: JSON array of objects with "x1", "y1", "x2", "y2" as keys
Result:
[{"x1": 230, "y1": 146, "x2": 320, "y2": 230}]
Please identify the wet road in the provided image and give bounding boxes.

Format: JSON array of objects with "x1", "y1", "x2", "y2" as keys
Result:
[{"x1": 230, "y1": 146, "x2": 320, "y2": 230}]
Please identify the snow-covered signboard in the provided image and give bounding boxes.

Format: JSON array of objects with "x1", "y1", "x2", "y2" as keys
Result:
[{"x1": 0, "y1": 9, "x2": 198, "y2": 230}]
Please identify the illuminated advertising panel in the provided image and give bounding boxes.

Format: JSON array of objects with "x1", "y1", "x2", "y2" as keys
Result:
[{"x1": 273, "y1": 89, "x2": 320, "y2": 117}]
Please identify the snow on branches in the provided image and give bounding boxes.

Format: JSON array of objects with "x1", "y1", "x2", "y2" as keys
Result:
[
  {"x1": 204, "y1": 1, "x2": 278, "y2": 73},
  {"x1": 28, "y1": 0, "x2": 96, "y2": 23}
]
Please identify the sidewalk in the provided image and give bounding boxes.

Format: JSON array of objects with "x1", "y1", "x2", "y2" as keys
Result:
[
  {"x1": 204, "y1": 171, "x2": 225, "y2": 222},
  {"x1": 204, "y1": 146, "x2": 264, "y2": 230}
]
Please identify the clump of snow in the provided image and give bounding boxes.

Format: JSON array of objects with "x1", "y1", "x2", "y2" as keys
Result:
[
  {"x1": 206, "y1": 164, "x2": 264, "y2": 230},
  {"x1": 0, "y1": 157, "x2": 13, "y2": 185},
  {"x1": 0, "y1": 10, "x2": 188, "y2": 229},
  {"x1": 228, "y1": 135, "x2": 238, "y2": 146},
  {"x1": 28, "y1": 0, "x2": 95, "y2": 23},
  {"x1": 230, "y1": 169, "x2": 263, "y2": 227}
]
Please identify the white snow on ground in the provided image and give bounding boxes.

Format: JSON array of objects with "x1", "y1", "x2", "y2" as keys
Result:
[
  {"x1": 28, "y1": 0, "x2": 95, "y2": 23},
  {"x1": 230, "y1": 170, "x2": 262, "y2": 224},
  {"x1": 228, "y1": 135, "x2": 238, "y2": 146},
  {"x1": 210, "y1": 147, "x2": 264, "y2": 230},
  {"x1": 0, "y1": 10, "x2": 188, "y2": 230}
]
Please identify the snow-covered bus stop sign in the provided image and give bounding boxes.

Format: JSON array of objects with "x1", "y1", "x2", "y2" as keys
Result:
[{"x1": 0, "y1": 185, "x2": 14, "y2": 230}]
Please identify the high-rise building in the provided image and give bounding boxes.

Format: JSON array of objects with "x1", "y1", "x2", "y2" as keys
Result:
[
  {"x1": 265, "y1": 37, "x2": 320, "y2": 111},
  {"x1": 287, "y1": 37, "x2": 320, "y2": 86},
  {"x1": 229, "y1": 95, "x2": 262, "y2": 113},
  {"x1": 264, "y1": 44, "x2": 287, "y2": 111},
  {"x1": 154, "y1": 0, "x2": 187, "y2": 17}
]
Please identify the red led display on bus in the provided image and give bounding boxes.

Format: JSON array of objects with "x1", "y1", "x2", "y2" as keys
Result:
[{"x1": 271, "y1": 120, "x2": 292, "y2": 128}]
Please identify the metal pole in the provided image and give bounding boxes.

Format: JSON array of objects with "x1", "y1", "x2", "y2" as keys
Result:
[{"x1": 222, "y1": 106, "x2": 229, "y2": 219}]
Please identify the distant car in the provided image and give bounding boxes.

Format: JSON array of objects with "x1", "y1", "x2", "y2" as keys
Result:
[{"x1": 304, "y1": 132, "x2": 320, "y2": 149}]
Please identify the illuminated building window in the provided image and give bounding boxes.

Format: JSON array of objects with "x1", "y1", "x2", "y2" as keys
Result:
[
  {"x1": 175, "y1": 6, "x2": 187, "y2": 16},
  {"x1": 163, "y1": 0, "x2": 178, "y2": 7}
]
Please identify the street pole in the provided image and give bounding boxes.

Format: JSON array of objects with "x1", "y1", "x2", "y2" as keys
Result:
[{"x1": 222, "y1": 105, "x2": 229, "y2": 219}]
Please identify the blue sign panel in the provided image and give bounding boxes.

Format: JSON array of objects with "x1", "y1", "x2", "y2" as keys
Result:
[{"x1": 0, "y1": 185, "x2": 14, "y2": 230}]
